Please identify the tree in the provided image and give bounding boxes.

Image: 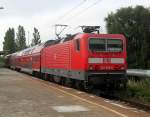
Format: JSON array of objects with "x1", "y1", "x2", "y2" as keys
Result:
[
  {"x1": 31, "y1": 27, "x2": 41, "y2": 46},
  {"x1": 3, "y1": 28, "x2": 16, "y2": 54},
  {"x1": 16, "y1": 25, "x2": 27, "y2": 50},
  {"x1": 105, "y1": 6, "x2": 150, "y2": 69}
]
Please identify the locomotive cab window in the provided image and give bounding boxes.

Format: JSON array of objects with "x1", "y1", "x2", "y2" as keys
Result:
[
  {"x1": 107, "y1": 39, "x2": 123, "y2": 52},
  {"x1": 89, "y1": 38, "x2": 123, "y2": 52},
  {"x1": 89, "y1": 38, "x2": 106, "y2": 52},
  {"x1": 76, "y1": 39, "x2": 80, "y2": 51}
]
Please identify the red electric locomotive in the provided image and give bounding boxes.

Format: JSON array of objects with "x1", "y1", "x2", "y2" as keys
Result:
[
  {"x1": 41, "y1": 34, "x2": 127, "y2": 89},
  {"x1": 8, "y1": 26, "x2": 127, "y2": 90}
]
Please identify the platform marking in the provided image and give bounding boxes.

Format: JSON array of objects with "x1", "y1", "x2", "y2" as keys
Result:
[
  {"x1": 104, "y1": 99, "x2": 127, "y2": 109},
  {"x1": 48, "y1": 84, "x2": 128, "y2": 117},
  {"x1": 76, "y1": 91, "x2": 83, "y2": 94},
  {"x1": 61, "y1": 87, "x2": 71, "y2": 90},
  {"x1": 133, "y1": 110, "x2": 139, "y2": 113},
  {"x1": 89, "y1": 95, "x2": 95, "y2": 98},
  {"x1": 104, "y1": 99, "x2": 137, "y2": 110},
  {"x1": 109, "y1": 102, "x2": 129, "y2": 109},
  {"x1": 52, "y1": 105, "x2": 89, "y2": 112}
]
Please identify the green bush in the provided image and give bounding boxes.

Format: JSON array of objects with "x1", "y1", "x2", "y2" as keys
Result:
[{"x1": 126, "y1": 79, "x2": 150, "y2": 103}]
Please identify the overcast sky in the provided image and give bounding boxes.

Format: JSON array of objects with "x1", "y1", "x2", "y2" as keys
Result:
[{"x1": 0, "y1": 0, "x2": 149, "y2": 51}]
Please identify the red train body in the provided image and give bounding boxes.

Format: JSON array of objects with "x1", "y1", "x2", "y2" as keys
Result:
[{"x1": 8, "y1": 33, "x2": 127, "y2": 89}]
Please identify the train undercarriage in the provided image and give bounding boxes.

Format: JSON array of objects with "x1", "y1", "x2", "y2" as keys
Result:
[{"x1": 32, "y1": 70, "x2": 127, "y2": 93}]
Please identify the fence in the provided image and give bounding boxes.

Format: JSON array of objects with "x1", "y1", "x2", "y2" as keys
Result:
[{"x1": 127, "y1": 69, "x2": 150, "y2": 78}]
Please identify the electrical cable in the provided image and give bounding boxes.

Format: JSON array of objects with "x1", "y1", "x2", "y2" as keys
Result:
[
  {"x1": 65, "y1": 0, "x2": 102, "y2": 24},
  {"x1": 55, "y1": 0, "x2": 87, "y2": 23},
  {"x1": 53, "y1": 0, "x2": 102, "y2": 37}
]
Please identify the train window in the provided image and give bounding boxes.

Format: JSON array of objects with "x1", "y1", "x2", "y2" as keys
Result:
[
  {"x1": 107, "y1": 39, "x2": 123, "y2": 52},
  {"x1": 89, "y1": 38, "x2": 106, "y2": 52},
  {"x1": 76, "y1": 39, "x2": 80, "y2": 51},
  {"x1": 89, "y1": 38, "x2": 123, "y2": 52}
]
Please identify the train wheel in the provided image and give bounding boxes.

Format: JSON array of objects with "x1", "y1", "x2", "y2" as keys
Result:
[
  {"x1": 43, "y1": 73, "x2": 48, "y2": 81},
  {"x1": 64, "y1": 78, "x2": 74, "y2": 87},
  {"x1": 74, "y1": 80, "x2": 83, "y2": 90},
  {"x1": 40, "y1": 73, "x2": 43, "y2": 79},
  {"x1": 87, "y1": 84, "x2": 94, "y2": 93},
  {"x1": 32, "y1": 71, "x2": 36, "y2": 77},
  {"x1": 37, "y1": 72, "x2": 41, "y2": 78},
  {"x1": 47, "y1": 75, "x2": 54, "y2": 82},
  {"x1": 53, "y1": 76, "x2": 61, "y2": 84}
]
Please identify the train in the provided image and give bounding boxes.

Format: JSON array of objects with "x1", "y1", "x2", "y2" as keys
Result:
[{"x1": 5, "y1": 27, "x2": 127, "y2": 90}]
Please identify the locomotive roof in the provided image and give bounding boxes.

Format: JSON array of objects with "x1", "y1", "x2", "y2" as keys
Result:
[
  {"x1": 44, "y1": 33, "x2": 79, "y2": 46},
  {"x1": 45, "y1": 33, "x2": 125, "y2": 46},
  {"x1": 8, "y1": 33, "x2": 125, "y2": 57}
]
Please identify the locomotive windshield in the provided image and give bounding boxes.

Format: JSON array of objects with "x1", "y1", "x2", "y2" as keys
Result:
[{"x1": 89, "y1": 38, "x2": 123, "y2": 52}]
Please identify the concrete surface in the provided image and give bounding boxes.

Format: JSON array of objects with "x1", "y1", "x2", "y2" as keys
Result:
[{"x1": 0, "y1": 68, "x2": 149, "y2": 117}]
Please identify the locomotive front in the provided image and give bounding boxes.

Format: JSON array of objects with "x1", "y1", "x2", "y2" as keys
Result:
[{"x1": 86, "y1": 34, "x2": 127, "y2": 89}]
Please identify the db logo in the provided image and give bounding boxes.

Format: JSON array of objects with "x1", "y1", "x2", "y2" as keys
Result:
[{"x1": 103, "y1": 58, "x2": 111, "y2": 63}]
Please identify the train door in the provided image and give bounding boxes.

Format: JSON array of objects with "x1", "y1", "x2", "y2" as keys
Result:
[{"x1": 72, "y1": 39, "x2": 82, "y2": 69}]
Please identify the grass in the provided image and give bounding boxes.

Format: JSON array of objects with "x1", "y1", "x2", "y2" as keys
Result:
[{"x1": 124, "y1": 79, "x2": 150, "y2": 104}]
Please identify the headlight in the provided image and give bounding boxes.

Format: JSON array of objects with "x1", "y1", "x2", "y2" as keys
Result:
[{"x1": 89, "y1": 66, "x2": 93, "y2": 70}]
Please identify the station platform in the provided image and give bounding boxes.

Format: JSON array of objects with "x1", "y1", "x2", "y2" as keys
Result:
[{"x1": 0, "y1": 68, "x2": 149, "y2": 117}]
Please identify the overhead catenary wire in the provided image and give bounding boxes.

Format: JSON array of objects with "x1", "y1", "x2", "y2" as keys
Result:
[
  {"x1": 53, "y1": 0, "x2": 102, "y2": 38},
  {"x1": 65, "y1": 0, "x2": 102, "y2": 24},
  {"x1": 55, "y1": 0, "x2": 87, "y2": 23},
  {"x1": 64, "y1": 0, "x2": 102, "y2": 34}
]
